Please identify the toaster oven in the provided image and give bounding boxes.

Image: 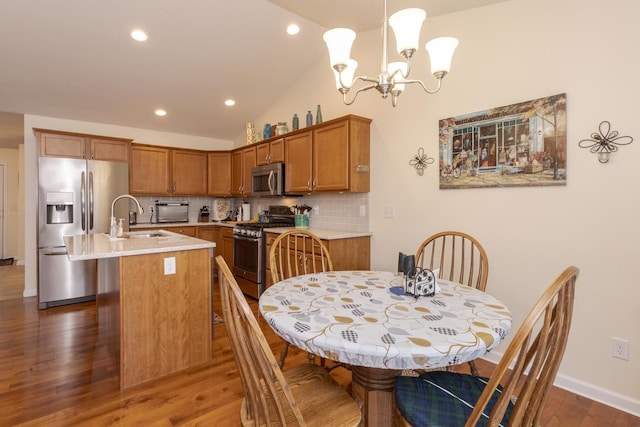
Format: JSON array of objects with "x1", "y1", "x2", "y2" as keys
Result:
[{"x1": 154, "y1": 200, "x2": 189, "y2": 223}]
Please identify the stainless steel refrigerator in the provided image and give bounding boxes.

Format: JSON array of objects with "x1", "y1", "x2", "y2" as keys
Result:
[{"x1": 38, "y1": 157, "x2": 129, "y2": 309}]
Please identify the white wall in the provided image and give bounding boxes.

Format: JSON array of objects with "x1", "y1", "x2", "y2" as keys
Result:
[
  {"x1": 22, "y1": 115, "x2": 233, "y2": 297},
  {"x1": 255, "y1": 0, "x2": 640, "y2": 415}
]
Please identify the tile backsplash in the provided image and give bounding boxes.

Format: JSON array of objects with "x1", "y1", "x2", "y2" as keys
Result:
[{"x1": 128, "y1": 193, "x2": 370, "y2": 233}]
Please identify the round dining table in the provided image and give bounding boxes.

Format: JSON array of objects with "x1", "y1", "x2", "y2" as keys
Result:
[{"x1": 259, "y1": 271, "x2": 512, "y2": 427}]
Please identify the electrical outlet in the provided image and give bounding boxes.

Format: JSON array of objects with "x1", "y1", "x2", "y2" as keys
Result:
[
  {"x1": 313, "y1": 205, "x2": 319, "y2": 215},
  {"x1": 359, "y1": 205, "x2": 366, "y2": 217},
  {"x1": 384, "y1": 205, "x2": 396, "y2": 218},
  {"x1": 164, "y1": 257, "x2": 176, "y2": 275},
  {"x1": 612, "y1": 337, "x2": 629, "y2": 360}
]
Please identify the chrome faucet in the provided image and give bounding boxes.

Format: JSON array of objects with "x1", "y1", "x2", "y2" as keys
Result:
[{"x1": 110, "y1": 194, "x2": 144, "y2": 236}]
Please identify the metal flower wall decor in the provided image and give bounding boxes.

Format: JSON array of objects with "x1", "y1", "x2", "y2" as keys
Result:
[
  {"x1": 409, "y1": 147, "x2": 434, "y2": 175},
  {"x1": 578, "y1": 121, "x2": 634, "y2": 163}
]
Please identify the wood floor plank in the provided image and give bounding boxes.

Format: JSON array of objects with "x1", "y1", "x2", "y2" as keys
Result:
[{"x1": 0, "y1": 270, "x2": 637, "y2": 426}]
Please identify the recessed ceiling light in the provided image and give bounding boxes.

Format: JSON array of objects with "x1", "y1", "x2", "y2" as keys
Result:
[
  {"x1": 155, "y1": 109, "x2": 167, "y2": 116},
  {"x1": 225, "y1": 99, "x2": 236, "y2": 107},
  {"x1": 131, "y1": 30, "x2": 148, "y2": 42},
  {"x1": 287, "y1": 24, "x2": 300, "y2": 35}
]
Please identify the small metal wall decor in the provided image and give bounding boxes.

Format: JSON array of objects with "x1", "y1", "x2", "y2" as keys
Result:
[
  {"x1": 409, "y1": 147, "x2": 434, "y2": 176},
  {"x1": 405, "y1": 267, "x2": 437, "y2": 298},
  {"x1": 578, "y1": 120, "x2": 634, "y2": 163}
]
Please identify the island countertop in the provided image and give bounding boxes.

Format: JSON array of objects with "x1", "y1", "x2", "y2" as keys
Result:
[{"x1": 63, "y1": 230, "x2": 215, "y2": 261}]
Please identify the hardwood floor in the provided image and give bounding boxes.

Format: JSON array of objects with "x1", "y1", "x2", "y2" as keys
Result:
[
  {"x1": 0, "y1": 264, "x2": 25, "y2": 301},
  {"x1": 0, "y1": 270, "x2": 638, "y2": 426}
]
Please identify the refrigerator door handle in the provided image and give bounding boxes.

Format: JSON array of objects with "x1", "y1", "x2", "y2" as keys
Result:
[
  {"x1": 42, "y1": 250, "x2": 68, "y2": 256},
  {"x1": 89, "y1": 171, "x2": 94, "y2": 230},
  {"x1": 81, "y1": 171, "x2": 86, "y2": 231}
]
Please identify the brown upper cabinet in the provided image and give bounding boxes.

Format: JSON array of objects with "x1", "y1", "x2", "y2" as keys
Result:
[
  {"x1": 130, "y1": 144, "x2": 207, "y2": 195},
  {"x1": 256, "y1": 138, "x2": 284, "y2": 165},
  {"x1": 207, "y1": 151, "x2": 231, "y2": 196},
  {"x1": 171, "y1": 149, "x2": 208, "y2": 195},
  {"x1": 284, "y1": 115, "x2": 371, "y2": 193},
  {"x1": 35, "y1": 128, "x2": 131, "y2": 162},
  {"x1": 231, "y1": 146, "x2": 256, "y2": 196}
]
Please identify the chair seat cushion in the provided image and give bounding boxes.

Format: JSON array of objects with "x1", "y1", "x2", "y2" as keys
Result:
[{"x1": 395, "y1": 371, "x2": 513, "y2": 427}]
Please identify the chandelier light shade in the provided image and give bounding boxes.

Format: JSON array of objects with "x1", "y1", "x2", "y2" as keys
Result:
[
  {"x1": 323, "y1": 28, "x2": 356, "y2": 68},
  {"x1": 388, "y1": 8, "x2": 426, "y2": 56},
  {"x1": 323, "y1": 0, "x2": 459, "y2": 107},
  {"x1": 426, "y1": 37, "x2": 459, "y2": 76}
]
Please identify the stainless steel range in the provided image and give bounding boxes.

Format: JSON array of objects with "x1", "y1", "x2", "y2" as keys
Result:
[{"x1": 232, "y1": 205, "x2": 294, "y2": 299}]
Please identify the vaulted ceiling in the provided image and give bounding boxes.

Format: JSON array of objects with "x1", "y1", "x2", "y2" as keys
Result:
[{"x1": 0, "y1": 0, "x2": 506, "y2": 148}]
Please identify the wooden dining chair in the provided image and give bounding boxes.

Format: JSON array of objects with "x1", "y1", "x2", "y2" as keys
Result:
[
  {"x1": 394, "y1": 265, "x2": 579, "y2": 427},
  {"x1": 269, "y1": 229, "x2": 333, "y2": 368},
  {"x1": 415, "y1": 230, "x2": 489, "y2": 375},
  {"x1": 216, "y1": 256, "x2": 361, "y2": 427}
]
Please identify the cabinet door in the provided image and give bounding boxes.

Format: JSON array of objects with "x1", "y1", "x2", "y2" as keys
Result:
[
  {"x1": 171, "y1": 149, "x2": 207, "y2": 195},
  {"x1": 269, "y1": 139, "x2": 284, "y2": 163},
  {"x1": 256, "y1": 142, "x2": 270, "y2": 166},
  {"x1": 90, "y1": 138, "x2": 130, "y2": 162},
  {"x1": 220, "y1": 227, "x2": 234, "y2": 270},
  {"x1": 130, "y1": 145, "x2": 170, "y2": 195},
  {"x1": 265, "y1": 232, "x2": 277, "y2": 289},
  {"x1": 313, "y1": 119, "x2": 350, "y2": 192},
  {"x1": 230, "y1": 150, "x2": 243, "y2": 196},
  {"x1": 207, "y1": 152, "x2": 231, "y2": 196},
  {"x1": 241, "y1": 147, "x2": 256, "y2": 195},
  {"x1": 39, "y1": 133, "x2": 87, "y2": 158},
  {"x1": 197, "y1": 226, "x2": 217, "y2": 242},
  {"x1": 284, "y1": 131, "x2": 313, "y2": 193}
]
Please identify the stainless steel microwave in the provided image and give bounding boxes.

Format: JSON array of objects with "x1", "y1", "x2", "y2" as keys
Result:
[{"x1": 251, "y1": 163, "x2": 285, "y2": 196}]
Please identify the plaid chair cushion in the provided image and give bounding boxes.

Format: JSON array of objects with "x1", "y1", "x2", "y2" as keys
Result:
[{"x1": 395, "y1": 371, "x2": 514, "y2": 427}]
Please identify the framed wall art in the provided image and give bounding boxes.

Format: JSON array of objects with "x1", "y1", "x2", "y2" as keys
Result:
[{"x1": 438, "y1": 93, "x2": 566, "y2": 189}]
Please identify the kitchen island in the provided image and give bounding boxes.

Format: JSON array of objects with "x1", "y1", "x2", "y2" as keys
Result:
[{"x1": 64, "y1": 230, "x2": 215, "y2": 390}]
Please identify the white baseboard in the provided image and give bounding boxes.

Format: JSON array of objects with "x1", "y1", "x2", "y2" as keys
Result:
[
  {"x1": 482, "y1": 352, "x2": 640, "y2": 417},
  {"x1": 23, "y1": 289, "x2": 36, "y2": 298}
]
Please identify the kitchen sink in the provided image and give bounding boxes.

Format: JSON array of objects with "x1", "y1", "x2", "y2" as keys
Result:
[{"x1": 125, "y1": 231, "x2": 166, "y2": 238}]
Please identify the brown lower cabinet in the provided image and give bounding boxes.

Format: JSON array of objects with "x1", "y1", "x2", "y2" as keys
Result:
[
  {"x1": 264, "y1": 231, "x2": 370, "y2": 289},
  {"x1": 137, "y1": 226, "x2": 370, "y2": 289},
  {"x1": 196, "y1": 225, "x2": 233, "y2": 273}
]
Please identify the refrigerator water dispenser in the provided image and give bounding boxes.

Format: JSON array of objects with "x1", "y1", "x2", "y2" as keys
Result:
[{"x1": 46, "y1": 192, "x2": 74, "y2": 224}]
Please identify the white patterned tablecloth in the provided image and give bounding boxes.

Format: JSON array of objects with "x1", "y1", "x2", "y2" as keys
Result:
[{"x1": 259, "y1": 271, "x2": 512, "y2": 370}]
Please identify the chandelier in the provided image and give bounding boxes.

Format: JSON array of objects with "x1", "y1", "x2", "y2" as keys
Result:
[{"x1": 323, "y1": 0, "x2": 459, "y2": 107}]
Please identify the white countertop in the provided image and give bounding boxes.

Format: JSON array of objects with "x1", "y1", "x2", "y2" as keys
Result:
[
  {"x1": 131, "y1": 222, "x2": 371, "y2": 240},
  {"x1": 131, "y1": 221, "x2": 239, "y2": 229},
  {"x1": 64, "y1": 230, "x2": 215, "y2": 261}
]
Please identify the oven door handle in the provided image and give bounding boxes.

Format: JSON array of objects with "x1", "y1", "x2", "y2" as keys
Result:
[{"x1": 233, "y1": 235, "x2": 260, "y2": 243}]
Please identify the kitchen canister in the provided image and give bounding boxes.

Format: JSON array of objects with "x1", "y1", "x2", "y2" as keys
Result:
[{"x1": 294, "y1": 214, "x2": 309, "y2": 229}]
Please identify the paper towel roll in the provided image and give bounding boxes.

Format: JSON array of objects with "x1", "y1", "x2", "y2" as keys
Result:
[{"x1": 242, "y1": 203, "x2": 251, "y2": 221}]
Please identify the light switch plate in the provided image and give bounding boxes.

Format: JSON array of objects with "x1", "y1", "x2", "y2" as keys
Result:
[{"x1": 164, "y1": 257, "x2": 176, "y2": 275}]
